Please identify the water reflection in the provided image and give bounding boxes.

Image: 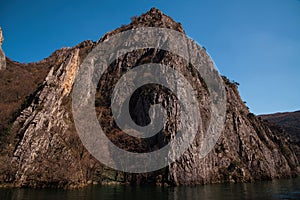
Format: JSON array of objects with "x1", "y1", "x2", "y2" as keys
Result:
[
  {"x1": 0, "y1": 178, "x2": 299, "y2": 200},
  {"x1": 168, "y1": 178, "x2": 300, "y2": 200}
]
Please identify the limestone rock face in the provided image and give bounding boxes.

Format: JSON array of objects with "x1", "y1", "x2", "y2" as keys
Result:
[
  {"x1": 0, "y1": 8, "x2": 299, "y2": 188},
  {"x1": 0, "y1": 28, "x2": 6, "y2": 70}
]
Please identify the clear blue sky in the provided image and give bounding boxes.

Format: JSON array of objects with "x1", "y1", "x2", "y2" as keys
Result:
[{"x1": 0, "y1": 0, "x2": 299, "y2": 114}]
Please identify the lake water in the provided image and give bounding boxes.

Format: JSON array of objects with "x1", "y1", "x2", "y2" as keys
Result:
[{"x1": 1, "y1": 177, "x2": 299, "y2": 200}]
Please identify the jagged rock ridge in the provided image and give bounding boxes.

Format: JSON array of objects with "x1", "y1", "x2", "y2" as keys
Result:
[{"x1": 0, "y1": 8, "x2": 299, "y2": 188}]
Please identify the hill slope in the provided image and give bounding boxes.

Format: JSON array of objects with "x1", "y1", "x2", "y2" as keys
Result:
[
  {"x1": 260, "y1": 111, "x2": 300, "y2": 163},
  {"x1": 260, "y1": 111, "x2": 300, "y2": 142}
]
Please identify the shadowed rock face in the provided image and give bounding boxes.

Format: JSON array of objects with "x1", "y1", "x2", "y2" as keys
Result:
[
  {"x1": 0, "y1": 8, "x2": 299, "y2": 188},
  {"x1": 260, "y1": 111, "x2": 300, "y2": 142},
  {"x1": 260, "y1": 111, "x2": 300, "y2": 163},
  {"x1": 0, "y1": 28, "x2": 6, "y2": 70}
]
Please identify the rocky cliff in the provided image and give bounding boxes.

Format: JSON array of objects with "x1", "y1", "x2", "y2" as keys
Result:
[
  {"x1": 0, "y1": 28, "x2": 6, "y2": 70},
  {"x1": 0, "y1": 8, "x2": 299, "y2": 188},
  {"x1": 260, "y1": 111, "x2": 300, "y2": 143},
  {"x1": 260, "y1": 111, "x2": 300, "y2": 164}
]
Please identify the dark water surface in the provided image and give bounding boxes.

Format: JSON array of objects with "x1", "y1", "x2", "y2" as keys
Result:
[{"x1": 1, "y1": 178, "x2": 299, "y2": 200}]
